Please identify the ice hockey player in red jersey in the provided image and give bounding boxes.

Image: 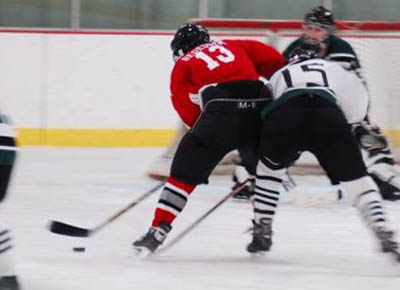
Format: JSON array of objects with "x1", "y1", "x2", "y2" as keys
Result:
[{"x1": 133, "y1": 23, "x2": 285, "y2": 254}]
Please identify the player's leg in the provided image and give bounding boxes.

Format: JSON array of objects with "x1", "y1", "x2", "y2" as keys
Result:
[
  {"x1": 0, "y1": 221, "x2": 19, "y2": 290},
  {"x1": 0, "y1": 117, "x2": 19, "y2": 290},
  {"x1": 366, "y1": 155, "x2": 400, "y2": 200},
  {"x1": 353, "y1": 122, "x2": 400, "y2": 200},
  {"x1": 248, "y1": 100, "x2": 305, "y2": 253},
  {"x1": 135, "y1": 81, "x2": 271, "y2": 254},
  {"x1": 370, "y1": 170, "x2": 400, "y2": 201},
  {"x1": 133, "y1": 112, "x2": 237, "y2": 253},
  {"x1": 232, "y1": 111, "x2": 264, "y2": 201},
  {"x1": 247, "y1": 157, "x2": 286, "y2": 254},
  {"x1": 231, "y1": 146, "x2": 257, "y2": 201},
  {"x1": 313, "y1": 108, "x2": 399, "y2": 256},
  {"x1": 133, "y1": 132, "x2": 231, "y2": 253},
  {"x1": 341, "y1": 177, "x2": 398, "y2": 254},
  {"x1": 152, "y1": 132, "x2": 231, "y2": 226},
  {"x1": 232, "y1": 135, "x2": 299, "y2": 202},
  {"x1": 147, "y1": 123, "x2": 242, "y2": 181}
]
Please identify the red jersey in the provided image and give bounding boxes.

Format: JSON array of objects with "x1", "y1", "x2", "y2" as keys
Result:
[{"x1": 170, "y1": 39, "x2": 285, "y2": 128}]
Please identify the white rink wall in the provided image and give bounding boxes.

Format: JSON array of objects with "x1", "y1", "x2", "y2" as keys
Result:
[
  {"x1": 0, "y1": 31, "x2": 177, "y2": 129},
  {"x1": 0, "y1": 29, "x2": 399, "y2": 148}
]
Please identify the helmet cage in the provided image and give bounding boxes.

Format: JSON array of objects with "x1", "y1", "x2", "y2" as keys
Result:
[{"x1": 304, "y1": 5, "x2": 335, "y2": 35}]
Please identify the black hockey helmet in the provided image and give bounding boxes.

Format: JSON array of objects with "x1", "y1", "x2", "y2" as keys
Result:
[
  {"x1": 304, "y1": 6, "x2": 335, "y2": 28},
  {"x1": 287, "y1": 42, "x2": 321, "y2": 63},
  {"x1": 170, "y1": 23, "x2": 210, "y2": 61}
]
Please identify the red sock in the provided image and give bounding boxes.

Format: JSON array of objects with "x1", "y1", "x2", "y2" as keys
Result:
[{"x1": 152, "y1": 176, "x2": 196, "y2": 227}]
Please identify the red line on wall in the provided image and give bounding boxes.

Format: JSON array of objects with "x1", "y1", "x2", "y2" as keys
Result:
[{"x1": 1, "y1": 28, "x2": 399, "y2": 39}]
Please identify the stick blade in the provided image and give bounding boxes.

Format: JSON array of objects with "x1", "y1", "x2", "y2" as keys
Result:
[{"x1": 48, "y1": 220, "x2": 91, "y2": 237}]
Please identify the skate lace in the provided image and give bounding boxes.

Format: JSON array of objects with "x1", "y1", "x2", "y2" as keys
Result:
[
  {"x1": 375, "y1": 228, "x2": 395, "y2": 240},
  {"x1": 136, "y1": 228, "x2": 157, "y2": 243},
  {"x1": 244, "y1": 219, "x2": 272, "y2": 237}
]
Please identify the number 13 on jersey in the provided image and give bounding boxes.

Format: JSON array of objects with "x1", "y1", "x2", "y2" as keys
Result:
[{"x1": 195, "y1": 45, "x2": 235, "y2": 70}]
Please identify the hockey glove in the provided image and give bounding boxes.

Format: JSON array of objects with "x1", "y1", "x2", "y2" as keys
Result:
[{"x1": 353, "y1": 122, "x2": 388, "y2": 151}]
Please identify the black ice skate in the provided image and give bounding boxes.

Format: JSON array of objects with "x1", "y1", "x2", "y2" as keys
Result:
[
  {"x1": 375, "y1": 227, "x2": 400, "y2": 261},
  {"x1": 246, "y1": 218, "x2": 273, "y2": 254},
  {"x1": 233, "y1": 184, "x2": 253, "y2": 201},
  {"x1": 132, "y1": 222, "x2": 172, "y2": 255},
  {"x1": 0, "y1": 276, "x2": 20, "y2": 290},
  {"x1": 232, "y1": 177, "x2": 255, "y2": 201}
]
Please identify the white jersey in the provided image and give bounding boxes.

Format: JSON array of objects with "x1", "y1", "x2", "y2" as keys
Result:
[
  {"x1": 0, "y1": 110, "x2": 17, "y2": 139},
  {"x1": 268, "y1": 58, "x2": 369, "y2": 124}
]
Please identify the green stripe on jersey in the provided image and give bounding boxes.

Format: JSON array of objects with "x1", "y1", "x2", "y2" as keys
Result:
[
  {"x1": 0, "y1": 150, "x2": 16, "y2": 165},
  {"x1": 261, "y1": 88, "x2": 337, "y2": 119}
]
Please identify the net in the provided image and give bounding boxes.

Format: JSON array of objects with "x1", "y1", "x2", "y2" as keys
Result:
[{"x1": 190, "y1": 18, "x2": 400, "y2": 173}]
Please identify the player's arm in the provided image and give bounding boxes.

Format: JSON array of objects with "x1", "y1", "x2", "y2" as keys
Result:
[
  {"x1": 170, "y1": 62, "x2": 201, "y2": 128},
  {"x1": 325, "y1": 38, "x2": 361, "y2": 71},
  {"x1": 232, "y1": 39, "x2": 285, "y2": 79}
]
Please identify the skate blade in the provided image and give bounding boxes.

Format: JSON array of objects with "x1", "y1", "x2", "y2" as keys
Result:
[
  {"x1": 131, "y1": 246, "x2": 152, "y2": 259},
  {"x1": 249, "y1": 251, "x2": 267, "y2": 258},
  {"x1": 289, "y1": 188, "x2": 338, "y2": 207},
  {"x1": 232, "y1": 198, "x2": 251, "y2": 203}
]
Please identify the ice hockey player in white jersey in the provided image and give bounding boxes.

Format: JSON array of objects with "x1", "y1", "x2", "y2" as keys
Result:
[
  {"x1": 247, "y1": 43, "x2": 400, "y2": 262},
  {"x1": 266, "y1": 54, "x2": 369, "y2": 125},
  {"x1": 0, "y1": 111, "x2": 20, "y2": 290}
]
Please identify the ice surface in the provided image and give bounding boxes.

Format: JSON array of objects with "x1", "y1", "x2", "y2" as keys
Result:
[{"x1": 1, "y1": 147, "x2": 400, "y2": 290}]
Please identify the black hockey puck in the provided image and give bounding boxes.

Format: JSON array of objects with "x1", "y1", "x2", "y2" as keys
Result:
[{"x1": 73, "y1": 247, "x2": 86, "y2": 252}]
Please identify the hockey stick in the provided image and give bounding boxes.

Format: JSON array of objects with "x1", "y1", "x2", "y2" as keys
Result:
[
  {"x1": 155, "y1": 179, "x2": 250, "y2": 255},
  {"x1": 282, "y1": 169, "x2": 297, "y2": 192},
  {"x1": 284, "y1": 170, "x2": 342, "y2": 206},
  {"x1": 48, "y1": 182, "x2": 164, "y2": 237}
]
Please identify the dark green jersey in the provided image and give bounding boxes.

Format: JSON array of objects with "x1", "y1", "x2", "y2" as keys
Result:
[
  {"x1": 0, "y1": 111, "x2": 17, "y2": 166},
  {"x1": 283, "y1": 35, "x2": 370, "y2": 119},
  {"x1": 283, "y1": 35, "x2": 361, "y2": 70}
]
